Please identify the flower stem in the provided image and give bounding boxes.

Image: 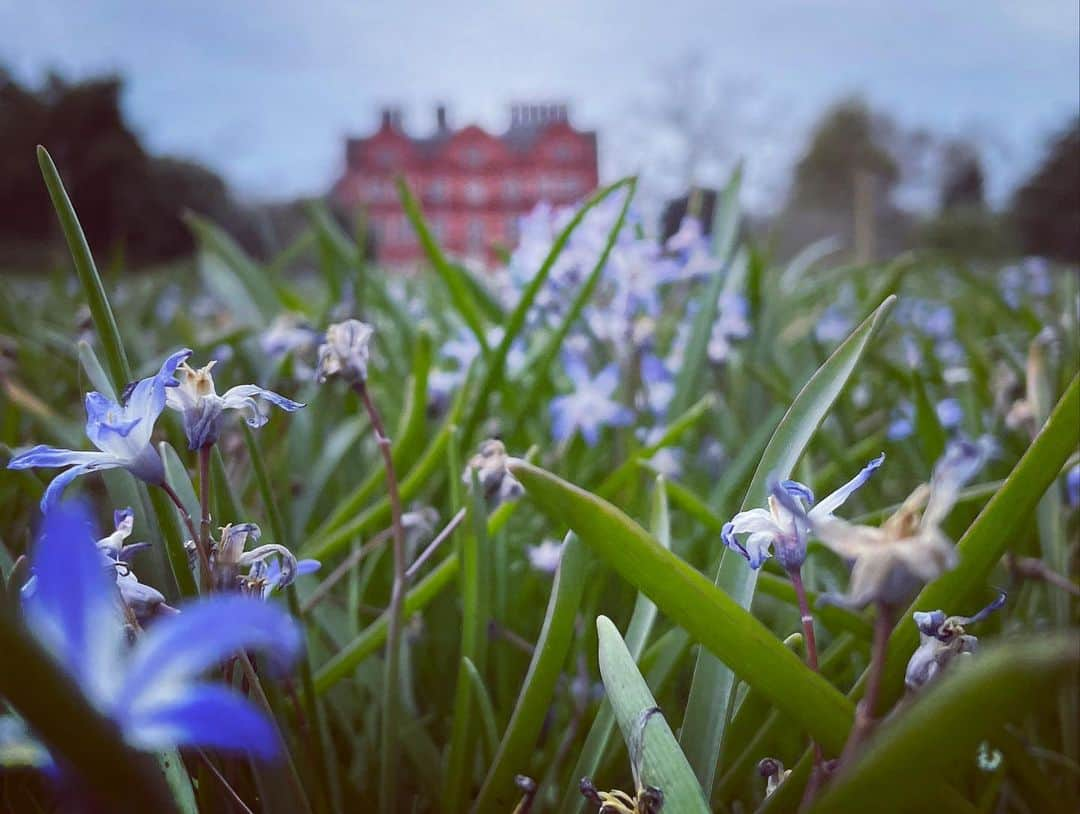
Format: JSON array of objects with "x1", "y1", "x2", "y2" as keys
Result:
[
  {"x1": 354, "y1": 380, "x2": 407, "y2": 814},
  {"x1": 198, "y1": 445, "x2": 213, "y2": 593},
  {"x1": 839, "y1": 603, "x2": 893, "y2": 767},
  {"x1": 160, "y1": 480, "x2": 211, "y2": 592},
  {"x1": 789, "y1": 566, "x2": 826, "y2": 803}
]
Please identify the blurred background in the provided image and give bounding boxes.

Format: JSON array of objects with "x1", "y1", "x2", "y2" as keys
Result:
[{"x1": 1, "y1": 0, "x2": 1077, "y2": 272}]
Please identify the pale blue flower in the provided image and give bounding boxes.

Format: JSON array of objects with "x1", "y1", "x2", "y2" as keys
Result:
[
  {"x1": 905, "y1": 593, "x2": 1006, "y2": 690},
  {"x1": 935, "y1": 397, "x2": 964, "y2": 430},
  {"x1": 815, "y1": 305, "x2": 853, "y2": 345},
  {"x1": 96, "y1": 508, "x2": 173, "y2": 623},
  {"x1": 722, "y1": 455, "x2": 884, "y2": 571},
  {"x1": 1066, "y1": 464, "x2": 1080, "y2": 508},
  {"x1": 549, "y1": 356, "x2": 633, "y2": 445},
  {"x1": 166, "y1": 359, "x2": 304, "y2": 450},
  {"x1": 7, "y1": 349, "x2": 191, "y2": 510},
  {"x1": 707, "y1": 293, "x2": 752, "y2": 364},
  {"x1": 23, "y1": 503, "x2": 301, "y2": 758}
]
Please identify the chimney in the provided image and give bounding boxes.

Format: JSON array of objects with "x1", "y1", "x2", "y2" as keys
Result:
[
  {"x1": 390, "y1": 108, "x2": 403, "y2": 130},
  {"x1": 557, "y1": 104, "x2": 568, "y2": 122},
  {"x1": 436, "y1": 104, "x2": 448, "y2": 131},
  {"x1": 380, "y1": 107, "x2": 393, "y2": 128}
]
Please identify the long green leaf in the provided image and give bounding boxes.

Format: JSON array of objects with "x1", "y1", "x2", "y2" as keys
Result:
[
  {"x1": 595, "y1": 615, "x2": 711, "y2": 813},
  {"x1": 681, "y1": 295, "x2": 896, "y2": 790},
  {"x1": 561, "y1": 476, "x2": 672, "y2": 814},
  {"x1": 508, "y1": 460, "x2": 854, "y2": 752},
  {"x1": 812, "y1": 635, "x2": 1078, "y2": 813},
  {"x1": 472, "y1": 532, "x2": 588, "y2": 813},
  {"x1": 37, "y1": 146, "x2": 131, "y2": 390}
]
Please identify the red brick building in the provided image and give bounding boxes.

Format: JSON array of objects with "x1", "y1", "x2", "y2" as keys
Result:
[{"x1": 331, "y1": 103, "x2": 599, "y2": 267}]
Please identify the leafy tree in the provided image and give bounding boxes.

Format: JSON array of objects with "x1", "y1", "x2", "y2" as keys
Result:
[
  {"x1": 939, "y1": 140, "x2": 985, "y2": 212},
  {"x1": 789, "y1": 99, "x2": 899, "y2": 212},
  {"x1": 1010, "y1": 118, "x2": 1080, "y2": 263},
  {"x1": 0, "y1": 69, "x2": 239, "y2": 268}
]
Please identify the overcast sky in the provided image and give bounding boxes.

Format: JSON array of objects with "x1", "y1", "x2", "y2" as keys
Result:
[{"x1": 3, "y1": 1, "x2": 1077, "y2": 211}]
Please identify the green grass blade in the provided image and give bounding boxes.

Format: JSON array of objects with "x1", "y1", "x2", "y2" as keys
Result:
[
  {"x1": 508, "y1": 460, "x2": 854, "y2": 752},
  {"x1": 811, "y1": 635, "x2": 1079, "y2": 813},
  {"x1": 462, "y1": 656, "x2": 501, "y2": 765},
  {"x1": 560, "y1": 476, "x2": 672, "y2": 814},
  {"x1": 595, "y1": 615, "x2": 711, "y2": 813},
  {"x1": 397, "y1": 178, "x2": 492, "y2": 348},
  {"x1": 681, "y1": 295, "x2": 896, "y2": 790},
  {"x1": 37, "y1": 146, "x2": 131, "y2": 390},
  {"x1": 473, "y1": 532, "x2": 588, "y2": 813}
]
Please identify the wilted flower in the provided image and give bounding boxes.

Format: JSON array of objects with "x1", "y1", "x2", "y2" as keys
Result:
[
  {"x1": 316, "y1": 319, "x2": 374, "y2": 383},
  {"x1": 527, "y1": 539, "x2": 565, "y2": 574},
  {"x1": 758, "y1": 757, "x2": 791, "y2": 797},
  {"x1": 813, "y1": 440, "x2": 988, "y2": 609},
  {"x1": 165, "y1": 358, "x2": 303, "y2": 449},
  {"x1": 904, "y1": 593, "x2": 1006, "y2": 691},
  {"x1": 206, "y1": 523, "x2": 317, "y2": 597},
  {"x1": 549, "y1": 355, "x2": 633, "y2": 445},
  {"x1": 722, "y1": 455, "x2": 884, "y2": 571},
  {"x1": 23, "y1": 503, "x2": 301, "y2": 757},
  {"x1": 464, "y1": 439, "x2": 523, "y2": 507},
  {"x1": 96, "y1": 508, "x2": 174, "y2": 623},
  {"x1": 7, "y1": 349, "x2": 190, "y2": 510}
]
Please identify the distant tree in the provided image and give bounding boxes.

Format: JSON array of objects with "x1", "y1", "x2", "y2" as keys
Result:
[
  {"x1": 0, "y1": 69, "x2": 240, "y2": 268},
  {"x1": 938, "y1": 139, "x2": 985, "y2": 211},
  {"x1": 1010, "y1": 118, "x2": 1080, "y2": 263},
  {"x1": 789, "y1": 99, "x2": 899, "y2": 212}
]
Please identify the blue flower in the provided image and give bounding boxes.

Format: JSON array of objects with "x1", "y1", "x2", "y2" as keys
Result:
[
  {"x1": 207, "y1": 522, "x2": 316, "y2": 597},
  {"x1": 722, "y1": 454, "x2": 885, "y2": 571},
  {"x1": 23, "y1": 503, "x2": 301, "y2": 757},
  {"x1": 165, "y1": 358, "x2": 304, "y2": 449},
  {"x1": 549, "y1": 355, "x2": 633, "y2": 445},
  {"x1": 7, "y1": 349, "x2": 191, "y2": 510},
  {"x1": 1066, "y1": 464, "x2": 1080, "y2": 508},
  {"x1": 96, "y1": 508, "x2": 173, "y2": 623}
]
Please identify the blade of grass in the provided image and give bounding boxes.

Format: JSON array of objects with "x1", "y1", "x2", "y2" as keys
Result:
[
  {"x1": 560, "y1": 477, "x2": 673, "y2": 814},
  {"x1": 473, "y1": 532, "x2": 588, "y2": 813},
  {"x1": 595, "y1": 615, "x2": 711, "y2": 812}
]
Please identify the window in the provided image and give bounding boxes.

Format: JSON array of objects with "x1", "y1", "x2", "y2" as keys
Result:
[
  {"x1": 463, "y1": 145, "x2": 485, "y2": 168},
  {"x1": 428, "y1": 177, "x2": 448, "y2": 203},
  {"x1": 374, "y1": 147, "x2": 397, "y2": 168},
  {"x1": 467, "y1": 217, "x2": 485, "y2": 252},
  {"x1": 464, "y1": 180, "x2": 487, "y2": 205},
  {"x1": 553, "y1": 142, "x2": 577, "y2": 162},
  {"x1": 503, "y1": 177, "x2": 521, "y2": 203}
]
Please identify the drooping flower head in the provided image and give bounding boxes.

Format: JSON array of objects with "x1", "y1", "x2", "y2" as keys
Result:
[
  {"x1": 722, "y1": 455, "x2": 885, "y2": 571},
  {"x1": 96, "y1": 508, "x2": 174, "y2": 623},
  {"x1": 206, "y1": 522, "x2": 318, "y2": 597},
  {"x1": 904, "y1": 592, "x2": 1006, "y2": 690},
  {"x1": 464, "y1": 439, "x2": 523, "y2": 508},
  {"x1": 812, "y1": 439, "x2": 989, "y2": 609},
  {"x1": 316, "y1": 319, "x2": 374, "y2": 384},
  {"x1": 8, "y1": 349, "x2": 191, "y2": 510},
  {"x1": 23, "y1": 502, "x2": 301, "y2": 758},
  {"x1": 165, "y1": 358, "x2": 304, "y2": 450}
]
